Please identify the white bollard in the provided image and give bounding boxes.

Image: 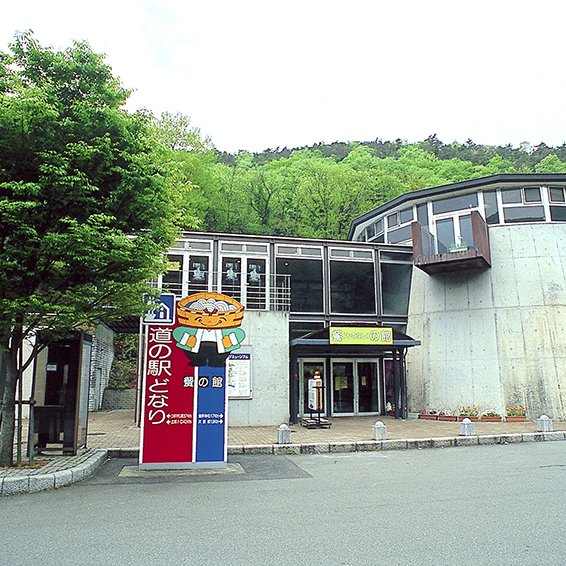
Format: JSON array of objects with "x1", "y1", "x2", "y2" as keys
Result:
[
  {"x1": 372, "y1": 420, "x2": 387, "y2": 441},
  {"x1": 537, "y1": 415, "x2": 553, "y2": 432},
  {"x1": 459, "y1": 417, "x2": 476, "y2": 436},
  {"x1": 277, "y1": 423, "x2": 292, "y2": 444}
]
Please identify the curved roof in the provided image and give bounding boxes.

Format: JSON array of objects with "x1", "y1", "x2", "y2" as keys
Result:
[{"x1": 347, "y1": 173, "x2": 566, "y2": 239}]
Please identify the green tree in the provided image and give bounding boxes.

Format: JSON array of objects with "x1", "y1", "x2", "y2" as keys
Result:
[{"x1": 0, "y1": 33, "x2": 188, "y2": 466}]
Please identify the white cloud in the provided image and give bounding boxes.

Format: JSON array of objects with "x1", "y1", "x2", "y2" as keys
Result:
[{"x1": 2, "y1": 0, "x2": 566, "y2": 152}]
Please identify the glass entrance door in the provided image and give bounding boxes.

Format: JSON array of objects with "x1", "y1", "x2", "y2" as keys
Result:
[
  {"x1": 357, "y1": 361, "x2": 379, "y2": 413},
  {"x1": 299, "y1": 360, "x2": 326, "y2": 417},
  {"x1": 332, "y1": 359, "x2": 380, "y2": 415},
  {"x1": 332, "y1": 362, "x2": 354, "y2": 414}
]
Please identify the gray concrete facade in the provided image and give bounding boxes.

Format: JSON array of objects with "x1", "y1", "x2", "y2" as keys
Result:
[
  {"x1": 227, "y1": 310, "x2": 289, "y2": 426},
  {"x1": 407, "y1": 223, "x2": 566, "y2": 420}
]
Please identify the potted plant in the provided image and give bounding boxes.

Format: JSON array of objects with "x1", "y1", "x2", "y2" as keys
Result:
[
  {"x1": 418, "y1": 409, "x2": 439, "y2": 421},
  {"x1": 438, "y1": 410, "x2": 458, "y2": 422},
  {"x1": 480, "y1": 410, "x2": 502, "y2": 422},
  {"x1": 458, "y1": 405, "x2": 479, "y2": 421},
  {"x1": 505, "y1": 406, "x2": 527, "y2": 422}
]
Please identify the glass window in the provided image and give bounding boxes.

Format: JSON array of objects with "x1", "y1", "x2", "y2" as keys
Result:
[
  {"x1": 375, "y1": 218, "x2": 384, "y2": 235},
  {"x1": 501, "y1": 189, "x2": 522, "y2": 204},
  {"x1": 330, "y1": 261, "x2": 375, "y2": 314},
  {"x1": 387, "y1": 224, "x2": 412, "y2": 244},
  {"x1": 276, "y1": 258, "x2": 323, "y2": 312},
  {"x1": 221, "y1": 243, "x2": 243, "y2": 252},
  {"x1": 290, "y1": 322, "x2": 324, "y2": 341},
  {"x1": 432, "y1": 193, "x2": 478, "y2": 214},
  {"x1": 523, "y1": 188, "x2": 541, "y2": 203},
  {"x1": 399, "y1": 207, "x2": 413, "y2": 224},
  {"x1": 549, "y1": 188, "x2": 566, "y2": 203},
  {"x1": 503, "y1": 206, "x2": 545, "y2": 223},
  {"x1": 162, "y1": 254, "x2": 183, "y2": 294},
  {"x1": 221, "y1": 257, "x2": 242, "y2": 301},
  {"x1": 246, "y1": 259, "x2": 266, "y2": 310},
  {"x1": 187, "y1": 255, "x2": 209, "y2": 294},
  {"x1": 380, "y1": 251, "x2": 413, "y2": 263},
  {"x1": 301, "y1": 248, "x2": 322, "y2": 256},
  {"x1": 365, "y1": 223, "x2": 375, "y2": 239},
  {"x1": 387, "y1": 213, "x2": 399, "y2": 228},
  {"x1": 550, "y1": 206, "x2": 566, "y2": 221},
  {"x1": 381, "y1": 263, "x2": 412, "y2": 316},
  {"x1": 483, "y1": 190, "x2": 499, "y2": 225},
  {"x1": 277, "y1": 246, "x2": 298, "y2": 255},
  {"x1": 417, "y1": 203, "x2": 428, "y2": 226},
  {"x1": 459, "y1": 215, "x2": 473, "y2": 248}
]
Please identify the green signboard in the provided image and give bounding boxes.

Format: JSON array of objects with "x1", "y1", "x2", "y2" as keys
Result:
[{"x1": 329, "y1": 326, "x2": 393, "y2": 346}]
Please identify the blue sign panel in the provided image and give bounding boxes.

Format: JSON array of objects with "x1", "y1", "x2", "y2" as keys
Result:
[
  {"x1": 144, "y1": 293, "x2": 175, "y2": 325},
  {"x1": 195, "y1": 365, "x2": 227, "y2": 463}
]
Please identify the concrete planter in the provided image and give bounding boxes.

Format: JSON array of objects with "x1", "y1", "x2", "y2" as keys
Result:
[{"x1": 505, "y1": 415, "x2": 527, "y2": 422}]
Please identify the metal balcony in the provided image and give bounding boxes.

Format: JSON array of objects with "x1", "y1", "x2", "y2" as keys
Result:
[{"x1": 411, "y1": 211, "x2": 491, "y2": 275}]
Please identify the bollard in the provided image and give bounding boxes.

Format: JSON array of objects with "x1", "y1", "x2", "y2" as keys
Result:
[
  {"x1": 459, "y1": 417, "x2": 475, "y2": 436},
  {"x1": 372, "y1": 420, "x2": 387, "y2": 441},
  {"x1": 277, "y1": 423, "x2": 292, "y2": 444},
  {"x1": 537, "y1": 415, "x2": 553, "y2": 432}
]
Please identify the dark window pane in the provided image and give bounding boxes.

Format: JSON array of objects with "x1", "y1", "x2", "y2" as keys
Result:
[
  {"x1": 380, "y1": 251, "x2": 413, "y2": 262},
  {"x1": 375, "y1": 218, "x2": 384, "y2": 235},
  {"x1": 399, "y1": 207, "x2": 413, "y2": 224},
  {"x1": 483, "y1": 190, "x2": 499, "y2": 225},
  {"x1": 330, "y1": 261, "x2": 375, "y2": 313},
  {"x1": 523, "y1": 187, "x2": 541, "y2": 203},
  {"x1": 501, "y1": 189, "x2": 521, "y2": 204},
  {"x1": 387, "y1": 213, "x2": 398, "y2": 228},
  {"x1": 381, "y1": 263, "x2": 412, "y2": 316},
  {"x1": 435, "y1": 218, "x2": 454, "y2": 253},
  {"x1": 459, "y1": 215, "x2": 473, "y2": 248},
  {"x1": 432, "y1": 193, "x2": 478, "y2": 214},
  {"x1": 290, "y1": 322, "x2": 324, "y2": 341},
  {"x1": 276, "y1": 258, "x2": 323, "y2": 312},
  {"x1": 366, "y1": 223, "x2": 375, "y2": 239},
  {"x1": 550, "y1": 206, "x2": 566, "y2": 221},
  {"x1": 503, "y1": 206, "x2": 545, "y2": 223},
  {"x1": 221, "y1": 257, "x2": 242, "y2": 301},
  {"x1": 549, "y1": 188, "x2": 565, "y2": 203},
  {"x1": 163, "y1": 254, "x2": 183, "y2": 293},
  {"x1": 188, "y1": 255, "x2": 208, "y2": 294},
  {"x1": 374, "y1": 234, "x2": 385, "y2": 243},
  {"x1": 387, "y1": 224, "x2": 412, "y2": 244},
  {"x1": 247, "y1": 259, "x2": 266, "y2": 309},
  {"x1": 417, "y1": 203, "x2": 428, "y2": 226}
]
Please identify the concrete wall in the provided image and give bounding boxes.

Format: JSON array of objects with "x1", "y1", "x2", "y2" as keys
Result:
[
  {"x1": 407, "y1": 223, "x2": 566, "y2": 420},
  {"x1": 228, "y1": 310, "x2": 290, "y2": 426}
]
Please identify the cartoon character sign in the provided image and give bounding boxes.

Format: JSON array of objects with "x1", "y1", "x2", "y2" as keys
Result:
[{"x1": 172, "y1": 292, "x2": 246, "y2": 366}]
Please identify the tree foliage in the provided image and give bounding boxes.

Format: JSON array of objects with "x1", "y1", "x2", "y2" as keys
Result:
[{"x1": 0, "y1": 33, "x2": 189, "y2": 465}]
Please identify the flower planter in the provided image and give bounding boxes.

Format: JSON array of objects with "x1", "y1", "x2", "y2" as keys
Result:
[
  {"x1": 480, "y1": 416, "x2": 503, "y2": 422},
  {"x1": 438, "y1": 415, "x2": 458, "y2": 422},
  {"x1": 505, "y1": 415, "x2": 527, "y2": 422},
  {"x1": 458, "y1": 415, "x2": 478, "y2": 422},
  {"x1": 418, "y1": 414, "x2": 438, "y2": 420}
]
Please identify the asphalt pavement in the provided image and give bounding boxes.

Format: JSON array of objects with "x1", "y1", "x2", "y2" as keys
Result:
[{"x1": 1, "y1": 442, "x2": 565, "y2": 566}]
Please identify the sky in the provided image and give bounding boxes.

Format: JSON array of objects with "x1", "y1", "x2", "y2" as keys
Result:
[{"x1": 2, "y1": 1, "x2": 565, "y2": 153}]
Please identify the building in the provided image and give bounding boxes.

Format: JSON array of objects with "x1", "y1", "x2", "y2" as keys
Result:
[
  {"x1": 349, "y1": 173, "x2": 566, "y2": 420},
  {"x1": 153, "y1": 232, "x2": 419, "y2": 425}
]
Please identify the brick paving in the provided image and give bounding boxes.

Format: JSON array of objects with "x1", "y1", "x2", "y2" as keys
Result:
[{"x1": 87, "y1": 409, "x2": 566, "y2": 449}]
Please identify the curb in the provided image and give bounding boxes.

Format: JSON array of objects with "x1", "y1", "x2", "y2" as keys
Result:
[
  {"x1": 0, "y1": 449, "x2": 108, "y2": 497},
  {"x1": 107, "y1": 430, "x2": 566, "y2": 459}
]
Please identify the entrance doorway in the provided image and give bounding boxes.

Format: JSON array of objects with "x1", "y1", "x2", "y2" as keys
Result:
[
  {"x1": 331, "y1": 359, "x2": 380, "y2": 415},
  {"x1": 298, "y1": 359, "x2": 327, "y2": 417}
]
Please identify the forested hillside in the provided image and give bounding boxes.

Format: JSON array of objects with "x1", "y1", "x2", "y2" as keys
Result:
[{"x1": 159, "y1": 115, "x2": 566, "y2": 240}]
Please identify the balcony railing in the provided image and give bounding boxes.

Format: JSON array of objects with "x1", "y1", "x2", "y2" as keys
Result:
[
  {"x1": 150, "y1": 272, "x2": 291, "y2": 312},
  {"x1": 411, "y1": 211, "x2": 491, "y2": 275}
]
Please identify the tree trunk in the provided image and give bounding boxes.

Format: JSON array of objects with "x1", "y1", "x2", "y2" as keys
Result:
[{"x1": 0, "y1": 346, "x2": 18, "y2": 467}]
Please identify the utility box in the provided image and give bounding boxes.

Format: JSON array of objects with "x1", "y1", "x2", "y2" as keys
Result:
[{"x1": 31, "y1": 334, "x2": 92, "y2": 455}]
